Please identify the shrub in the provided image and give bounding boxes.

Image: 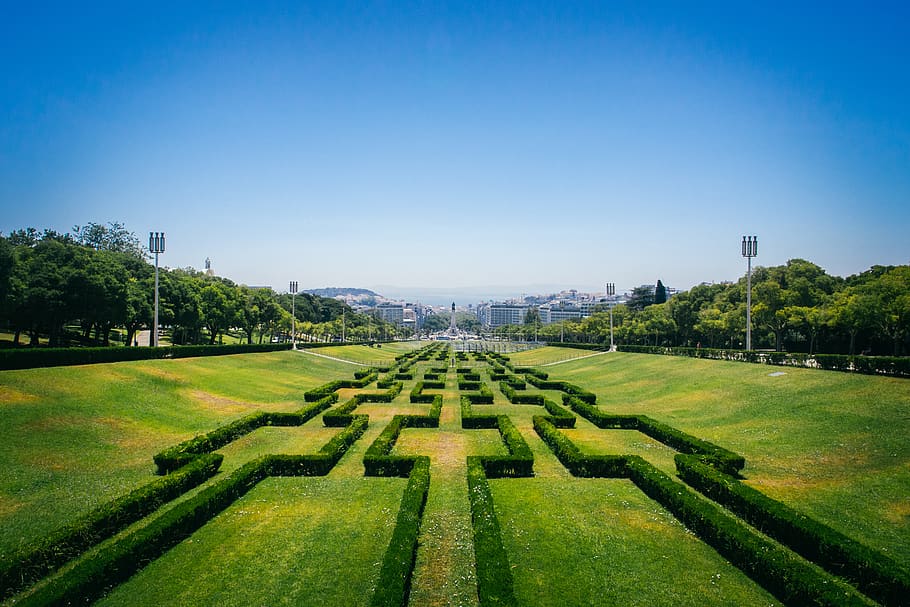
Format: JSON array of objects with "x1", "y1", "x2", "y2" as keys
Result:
[
  {"x1": 466, "y1": 458, "x2": 518, "y2": 607},
  {"x1": 461, "y1": 396, "x2": 498, "y2": 429},
  {"x1": 626, "y1": 456, "x2": 872, "y2": 606},
  {"x1": 154, "y1": 395, "x2": 338, "y2": 474},
  {"x1": 526, "y1": 376, "x2": 596, "y2": 403},
  {"x1": 370, "y1": 457, "x2": 431, "y2": 607},
  {"x1": 499, "y1": 382, "x2": 544, "y2": 405},
  {"x1": 16, "y1": 457, "x2": 272, "y2": 606},
  {"x1": 676, "y1": 455, "x2": 910, "y2": 606},
  {"x1": 304, "y1": 369, "x2": 378, "y2": 401},
  {"x1": 478, "y1": 416, "x2": 533, "y2": 478},
  {"x1": 561, "y1": 395, "x2": 744, "y2": 474},
  {"x1": 0, "y1": 453, "x2": 223, "y2": 600}
]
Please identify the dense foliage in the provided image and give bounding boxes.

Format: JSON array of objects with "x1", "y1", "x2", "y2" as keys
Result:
[
  {"x1": 0, "y1": 223, "x2": 402, "y2": 347},
  {"x1": 519, "y1": 259, "x2": 910, "y2": 355}
]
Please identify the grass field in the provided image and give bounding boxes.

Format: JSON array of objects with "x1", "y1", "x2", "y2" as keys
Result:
[{"x1": 1, "y1": 345, "x2": 907, "y2": 605}]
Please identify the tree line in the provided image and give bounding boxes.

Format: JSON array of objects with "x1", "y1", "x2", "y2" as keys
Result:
[
  {"x1": 0, "y1": 223, "x2": 403, "y2": 347},
  {"x1": 517, "y1": 259, "x2": 909, "y2": 356}
]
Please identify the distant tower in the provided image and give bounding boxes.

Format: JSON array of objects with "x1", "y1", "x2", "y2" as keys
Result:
[
  {"x1": 448, "y1": 302, "x2": 458, "y2": 335},
  {"x1": 205, "y1": 257, "x2": 214, "y2": 277}
]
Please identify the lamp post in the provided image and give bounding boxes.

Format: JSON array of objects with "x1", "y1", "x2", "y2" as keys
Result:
[
  {"x1": 741, "y1": 235, "x2": 758, "y2": 351},
  {"x1": 289, "y1": 281, "x2": 298, "y2": 350},
  {"x1": 148, "y1": 232, "x2": 165, "y2": 347},
  {"x1": 606, "y1": 282, "x2": 616, "y2": 351}
]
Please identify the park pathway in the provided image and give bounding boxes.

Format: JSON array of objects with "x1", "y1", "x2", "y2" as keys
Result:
[{"x1": 406, "y1": 376, "x2": 479, "y2": 607}]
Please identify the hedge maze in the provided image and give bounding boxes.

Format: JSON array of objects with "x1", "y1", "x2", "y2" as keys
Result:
[{"x1": 3, "y1": 343, "x2": 908, "y2": 606}]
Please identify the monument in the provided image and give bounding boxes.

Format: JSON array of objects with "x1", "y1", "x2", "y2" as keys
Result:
[{"x1": 447, "y1": 302, "x2": 458, "y2": 336}]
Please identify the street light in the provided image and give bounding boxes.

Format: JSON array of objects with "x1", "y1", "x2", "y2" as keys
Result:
[
  {"x1": 289, "y1": 281, "x2": 298, "y2": 350},
  {"x1": 606, "y1": 282, "x2": 616, "y2": 351},
  {"x1": 742, "y1": 235, "x2": 758, "y2": 351},
  {"x1": 148, "y1": 232, "x2": 165, "y2": 347}
]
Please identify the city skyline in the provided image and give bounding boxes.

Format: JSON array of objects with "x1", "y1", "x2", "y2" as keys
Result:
[{"x1": 2, "y1": 3, "x2": 908, "y2": 294}]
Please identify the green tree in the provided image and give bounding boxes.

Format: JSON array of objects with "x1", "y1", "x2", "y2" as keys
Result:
[
  {"x1": 863, "y1": 266, "x2": 910, "y2": 355},
  {"x1": 72, "y1": 222, "x2": 145, "y2": 258},
  {"x1": 626, "y1": 285, "x2": 655, "y2": 312},
  {"x1": 200, "y1": 280, "x2": 240, "y2": 344},
  {"x1": 654, "y1": 280, "x2": 667, "y2": 304}
]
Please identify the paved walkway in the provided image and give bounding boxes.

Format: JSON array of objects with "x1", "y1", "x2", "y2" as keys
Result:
[
  {"x1": 294, "y1": 348, "x2": 368, "y2": 366},
  {"x1": 540, "y1": 349, "x2": 611, "y2": 366}
]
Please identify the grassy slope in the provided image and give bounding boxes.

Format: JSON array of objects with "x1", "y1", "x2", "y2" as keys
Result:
[
  {"x1": 514, "y1": 347, "x2": 910, "y2": 564},
  {"x1": 95, "y1": 477, "x2": 406, "y2": 607},
  {"x1": 0, "y1": 351, "x2": 356, "y2": 554},
  {"x1": 2, "y1": 345, "x2": 907, "y2": 604}
]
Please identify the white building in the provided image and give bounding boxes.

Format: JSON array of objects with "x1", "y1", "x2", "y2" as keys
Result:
[{"x1": 488, "y1": 303, "x2": 528, "y2": 327}]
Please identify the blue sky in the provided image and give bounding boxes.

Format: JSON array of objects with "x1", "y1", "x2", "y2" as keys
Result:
[{"x1": 2, "y1": 2, "x2": 908, "y2": 299}]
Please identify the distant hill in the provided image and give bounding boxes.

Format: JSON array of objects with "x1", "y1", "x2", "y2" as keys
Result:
[{"x1": 303, "y1": 287, "x2": 380, "y2": 298}]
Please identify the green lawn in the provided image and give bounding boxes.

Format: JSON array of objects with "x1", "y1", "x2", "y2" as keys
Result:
[
  {"x1": 534, "y1": 347, "x2": 910, "y2": 563},
  {"x1": 1, "y1": 346, "x2": 907, "y2": 605},
  {"x1": 95, "y1": 477, "x2": 406, "y2": 607},
  {"x1": 0, "y1": 351, "x2": 353, "y2": 554},
  {"x1": 490, "y1": 478, "x2": 781, "y2": 606}
]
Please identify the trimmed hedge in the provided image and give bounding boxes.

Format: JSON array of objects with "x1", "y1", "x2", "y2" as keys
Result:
[
  {"x1": 499, "y1": 382, "x2": 544, "y2": 405},
  {"x1": 514, "y1": 366, "x2": 548, "y2": 380},
  {"x1": 677, "y1": 454, "x2": 910, "y2": 606},
  {"x1": 18, "y1": 415, "x2": 368, "y2": 606},
  {"x1": 617, "y1": 344, "x2": 910, "y2": 378},
  {"x1": 626, "y1": 456, "x2": 874, "y2": 606},
  {"x1": 0, "y1": 343, "x2": 293, "y2": 371},
  {"x1": 154, "y1": 394, "x2": 338, "y2": 474},
  {"x1": 466, "y1": 458, "x2": 518, "y2": 607},
  {"x1": 478, "y1": 416, "x2": 533, "y2": 478},
  {"x1": 525, "y1": 376, "x2": 596, "y2": 404},
  {"x1": 304, "y1": 369, "x2": 379, "y2": 401},
  {"x1": 409, "y1": 381, "x2": 444, "y2": 403},
  {"x1": 562, "y1": 395, "x2": 744, "y2": 475},
  {"x1": 0, "y1": 453, "x2": 223, "y2": 600},
  {"x1": 461, "y1": 396, "x2": 499, "y2": 429},
  {"x1": 323, "y1": 382, "x2": 403, "y2": 426},
  {"x1": 533, "y1": 416, "x2": 629, "y2": 478},
  {"x1": 533, "y1": 414, "x2": 873, "y2": 605},
  {"x1": 462, "y1": 382, "x2": 494, "y2": 405},
  {"x1": 541, "y1": 399, "x2": 576, "y2": 428},
  {"x1": 370, "y1": 457, "x2": 431, "y2": 607}
]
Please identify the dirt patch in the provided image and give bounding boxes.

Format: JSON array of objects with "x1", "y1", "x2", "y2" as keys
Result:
[
  {"x1": 0, "y1": 386, "x2": 39, "y2": 404},
  {"x1": 136, "y1": 365, "x2": 185, "y2": 383},
  {"x1": 186, "y1": 390, "x2": 255, "y2": 415},
  {"x1": 0, "y1": 496, "x2": 25, "y2": 518},
  {"x1": 882, "y1": 499, "x2": 910, "y2": 525}
]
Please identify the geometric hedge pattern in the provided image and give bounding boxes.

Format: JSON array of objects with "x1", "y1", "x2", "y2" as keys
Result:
[{"x1": 2, "y1": 343, "x2": 906, "y2": 606}]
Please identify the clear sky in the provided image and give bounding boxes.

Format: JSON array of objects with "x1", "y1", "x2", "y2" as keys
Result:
[{"x1": 2, "y1": 2, "x2": 908, "y2": 299}]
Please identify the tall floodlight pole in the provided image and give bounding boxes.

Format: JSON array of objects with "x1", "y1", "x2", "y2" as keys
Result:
[
  {"x1": 148, "y1": 232, "x2": 165, "y2": 347},
  {"x1": 606, "y1": 282, "x2": 616, "y2": 351},
  {"x1": 289, "y1": 281, "x2": 298, "y2": 350},
  {"x1": 742, "y1": 236, "x2": 758, "y2": 351},
  {"x1": 342, "y1": 308, "x2": 346, "y2": 343}
]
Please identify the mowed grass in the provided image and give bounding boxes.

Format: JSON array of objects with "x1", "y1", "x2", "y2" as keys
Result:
[
  {"x1": 2, "y1": 345, "x2": 908, "y2": 605},
  {"x1": 490, "y1": 478, "x2": 781, "y2": 606},
  {"x1": 305, "y1": 340, "x2": 423, "y2": 364},
  {"x1": 95, "y1": 476, "x2": 406, "y2": 607},
  {"x1": 0, "y1": 351, "x2": 355, "y2": 554},
  {"x1": 518, "y1": 347, "x2": 910, "y2": 564}
]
